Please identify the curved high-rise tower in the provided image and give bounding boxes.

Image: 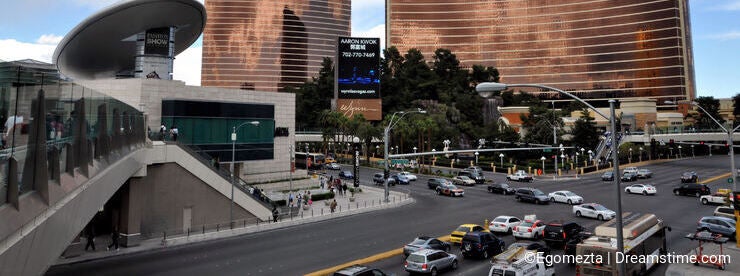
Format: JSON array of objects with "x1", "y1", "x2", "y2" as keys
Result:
[
  {"x1": 202, "y1": 0, "x2": 351, "y2": 92},
  {"x1": 388, "y1": 0, "x2": 695, "y2": 105}
]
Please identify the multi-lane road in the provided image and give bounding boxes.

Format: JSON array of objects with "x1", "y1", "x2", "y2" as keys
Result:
[{"x1": 47, "y1": 156, "x2": 736, "y2": 276}]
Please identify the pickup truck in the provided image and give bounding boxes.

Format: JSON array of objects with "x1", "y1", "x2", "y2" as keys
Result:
[
  {"x1": 700, "y1": 193, "x2": 733, "y2": 205},
  {"x1": 507, "y1": 170, "x2": 533, "y2": 182}
]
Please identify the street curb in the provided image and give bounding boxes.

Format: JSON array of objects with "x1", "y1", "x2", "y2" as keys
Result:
[{"x1": 304, "y1": 236, "x2": 452, "y2": 276}]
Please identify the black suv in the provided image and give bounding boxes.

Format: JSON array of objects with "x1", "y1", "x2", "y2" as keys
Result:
[
  {"x1": 460, "y1": 232, "x2": 505, "y2": 259},
  {"x1": 487, "y1": 183, "x2": 515, "y2": 195},
  {"x1": 332, "y1": 265, "x2": 390, "y2": 276},
  {"x1": 427, "y1": 178, "x2": 447, "y2": 190},
  {"x1": 673, "y1": 183, "x2": 710, "y2": 197},
  {"x1": 515, "y1": 188, "x2": 550, "y2": 204},
  {"x1": 458, "y1": 170, "x2": 485, "y2": 184},
  {"x1": 543, "y1": 221, "x2": 586, "y2": 249}
]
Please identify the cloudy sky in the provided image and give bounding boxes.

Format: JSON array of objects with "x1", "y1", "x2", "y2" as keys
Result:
[{"x1": 0, "y1": 0, "x2": 737, "y2": 98}]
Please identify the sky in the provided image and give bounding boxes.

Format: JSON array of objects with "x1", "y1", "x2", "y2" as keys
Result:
[{"x1": 0, "y1": 0, "x2": 737, "y2": 98}]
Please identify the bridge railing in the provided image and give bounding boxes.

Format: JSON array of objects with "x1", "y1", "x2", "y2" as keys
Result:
[{"x1": 0, "y1": 60, "x2": 147, "y2": 245}]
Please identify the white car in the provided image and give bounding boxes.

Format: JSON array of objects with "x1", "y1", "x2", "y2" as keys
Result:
[
  {"x1": 398, "y1": 171, "x2": 417, "y2": 181},
  {"x1": 548, "y1": 190, "x2": 583, "y2": 205},
  {"x1": 512, "y1": 215, "x2": 546, "y2": 240},
  {"x1": 452, "y1": 176, "x2": 476, "y2": 186},
  {"x1": 624, "y1": 184, "x2": 656, "y2": 195},
  {"x1": 489, "y1": 216, "x2": 521, "y2": 234},
  {"x1": 573, "y1": 203, "x2": 616, "y2": 221}
]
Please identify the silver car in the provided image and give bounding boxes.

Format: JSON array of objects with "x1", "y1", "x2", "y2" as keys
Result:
[
  {"x1": 637, "y1": 169, "x2": 653, "y2": 178},
  {"x1": 697, "y1": 216, "x2": 736, "y2": 238},
  {"x1": 404, "y1": 249, "x2": 458, "y2": 275}
]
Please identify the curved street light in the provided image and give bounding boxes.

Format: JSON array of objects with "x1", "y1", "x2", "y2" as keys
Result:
[
  {"x1": 477, "y1": 82, "x2": 626, "y2": 276},
  {"x1": 540, "y1": 156, "x2": 546, "y2": 175},
  {"x1": 384, "y1": 109, "x2": 426, "y2": 202},
  {"x1": 230, "y1": 120, "x2": 260, "y2": 224}
]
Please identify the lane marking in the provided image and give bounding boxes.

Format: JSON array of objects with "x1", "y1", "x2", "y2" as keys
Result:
[
  {"x1": 699, "y1": 172, "x2": 731, "y2": 184},
  {"x1": 304, "y1": 235, "x2": 451, "y2": 276}
]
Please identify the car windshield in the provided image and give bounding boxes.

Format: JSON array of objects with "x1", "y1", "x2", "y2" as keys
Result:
[
  {"x1": 639, "y1": 169, "x2": 648, "y2": 172},
  {"x1": 533, "y1": 190, "x2": 545, "y2": 196},
  {"x1": 564, "y1": 191, "x2": 576, "y2": 196},
  {"x1": 501, "y1": 184, "x2": 509, "y2": 188},
  {"x1": 462, "y1": 235, "x2": 481, "y2": 243},
  {"x1": 683, "y1": 172, "x2": 693, "y2": 176},
  {"x1": 410, "y1": 238, "x2": 428, "y2": 245},
  {"x1": 455, "y1": 226, "x2": 472, "y2": 232},
  {"x1": 593, "y1": 205, "x2": 609, "y2": 211},
  {"x1": 494, "y1": 217, "x2": 508, "y2": 223},
  {"x1": 406, "y1": 254, "x2": 426, "y2": 263},
  {"x1": 604, "y1": 172, "x2": 612, "y2": 176},
  {"x1": 449, "y1": 184, "x2": 459, "y2": 189},
  {"x1": 459, "y1": 176, "x2": 471, "y2": 180}
]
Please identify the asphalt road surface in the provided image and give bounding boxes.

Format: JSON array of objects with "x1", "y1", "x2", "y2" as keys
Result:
[{"x1": 46, "y1": 155, "x2": 737, "y2": 276}]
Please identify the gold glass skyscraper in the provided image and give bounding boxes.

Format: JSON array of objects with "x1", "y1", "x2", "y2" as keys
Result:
[
  {"x1": 388, "y1": 0, "x2": 695, "y2": 104},
  {"x1": 202, "y1": 0, "x2": 351, "y2": 92}
]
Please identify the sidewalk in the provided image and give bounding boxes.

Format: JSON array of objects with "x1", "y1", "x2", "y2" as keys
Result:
[
  {"x1": 665, "y1": 243, "x2": 740, "y2": 275},
  {"x1": 54, "y1": 185, "x2": 413, "y2": 266}
]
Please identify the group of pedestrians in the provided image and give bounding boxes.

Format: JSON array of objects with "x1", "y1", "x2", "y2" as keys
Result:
[
  {"x1": 158, "y1": 124, "x2": 179, "y2": 141},
  {"x1": 287, "y1": 191, "x2": 312, "y2": 208},
  {"x1": 83, "y1": 225, "x2": 120, "y2": 252}
]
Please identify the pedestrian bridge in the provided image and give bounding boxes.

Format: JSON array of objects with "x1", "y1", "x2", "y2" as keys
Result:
[
  {"x1": 621, "y1": 132, "x2": 740, "y2": 145},
  {"x1": 0, "y1": 76, "x2": 270, "y2": 275}
]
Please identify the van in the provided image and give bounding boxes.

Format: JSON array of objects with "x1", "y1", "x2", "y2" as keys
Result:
[
  {"x1": 623, "y1": 167, "x2": 638, "y2": 174},
  {"x1": 458, "y1": 170, "x2": 485, "y2": 184}
]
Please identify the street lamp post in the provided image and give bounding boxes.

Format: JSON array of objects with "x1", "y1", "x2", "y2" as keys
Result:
[
  {"x1": 588, "y1": 149, "x2": 593, "y2": 163},
  {"x1": 669, "y1": 147, "x2": 674, "y2": 159},
  {"x1": 353, "y1": 137, "x2": 360, "y2": 188},
  {"x1": 560, "y1": 154, "x2": 565, "y2": 171},
  {"x1": 678, "y1": 145, "x2": 682, "y2": 159},
  {"x1": 575, "y1": 152, "x2": 579, "y2": 169},
  {"x1": 639, "y1": 147, "x2": 643, "y2": 162},
  {"x1": 230, "y1": 120, "x2": 260, "y2": 224},
  {"x1": 478, "y1": 82, "x2": 625, "y2": 276},
  {"x1": 413, "y1": 146, "x2": 418, "y2": 168},
  {"x1": 691, "y1": 145, "x2": 695, "y2": 158},
  {"x1": 691, "y1": 102, "x2": 740, "y2": 191},
  {"x1": 289, "y1": 144, "x2": 294, "y2": 192},
  {"x1": 475, "y1": 151, "x2": 479, "y2": 165},
  {"x1": 384, "y1": 109, "x2": 426, "y2": 202},
  {"x1": 629, "y1": 148, "x2": 633, "y2": 163},
  {"x1": 499, "y1": 153, "x2": 504, "y2": 167},
  {"x1": 540, "y1": 156, "x2": 546, "y2": 175}
]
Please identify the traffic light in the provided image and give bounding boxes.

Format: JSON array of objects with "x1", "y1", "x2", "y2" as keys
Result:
[
  {"x1": 734, "y1": 192, "x2": 740, "y2": 211},
  {"x1": 700, "y1": 141, "x2": 705, "y2": 145},
  {"x1": 669, "y1": 139, "x2": 675, "y2": 146}
]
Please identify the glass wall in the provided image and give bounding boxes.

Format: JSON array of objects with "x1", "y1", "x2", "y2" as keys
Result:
[
  {"x1": 0, "y1": 59, "x2": 145, "y2": 207},
  {"x1": 160, "y1": 100, "x2": 275, "y2": 161}
]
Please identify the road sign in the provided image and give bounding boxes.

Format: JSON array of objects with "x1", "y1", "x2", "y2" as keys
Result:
[{"x1": 543, "y1": 149, "x2": 552, "y2": 152}]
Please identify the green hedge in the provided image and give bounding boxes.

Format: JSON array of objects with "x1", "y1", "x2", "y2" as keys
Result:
[{"x1": 312, "y1": 191, "x2": 335, "y2": 201}]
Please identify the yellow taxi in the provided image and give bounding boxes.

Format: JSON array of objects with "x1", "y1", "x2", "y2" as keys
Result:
[
  {"x1": 449, "y1": 224, "x2": 489, "y2": 244},
  {"x1": 325, "y1": 157, "x2": 336, "y2": 164}
]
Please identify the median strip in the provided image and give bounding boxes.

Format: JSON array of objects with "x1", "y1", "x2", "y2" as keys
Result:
[
  {"x1": 304, "y1": 235, "x2": 451, "y2": 276},
  {"x1": 699, "y1": 172, "x2": 732, "y2": 184}
]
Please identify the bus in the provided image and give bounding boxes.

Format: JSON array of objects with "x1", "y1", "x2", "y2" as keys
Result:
[
  {"x1": 294, "y1": 152, "x2": 326, "y2": 170},
  {"x1": 575, "y1": 213, "x2": 669, "y2": 276}
]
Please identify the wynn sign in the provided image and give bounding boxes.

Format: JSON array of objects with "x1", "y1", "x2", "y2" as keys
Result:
[{"x1": 335, "y1": 37, "x2": 381, "y2": 120}]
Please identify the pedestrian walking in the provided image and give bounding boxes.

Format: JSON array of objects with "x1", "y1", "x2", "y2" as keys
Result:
[
  {"x1": 107, "y1": 228, "x2": 120, "y2": 251},
  {"x1": 342, "y1": 183, "x2": 348, "y2": 197},
  {"x1": 272, "y1": 206, "x2": 279, "y2": 222},
  {"x1": 159, "y1": 124, "x2": 166, "y2": 140},
  {"x1": 84, "y1": 225, "x2": 96, "y2": 251},
  {"x1": 170, "y1": 125, "x2": 179, "y2": 141},
  {"x1": 330, "y1": 199, "x2": 337, "y2": 213}
]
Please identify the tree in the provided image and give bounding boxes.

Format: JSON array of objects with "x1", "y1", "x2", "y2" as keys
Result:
[
  {"x1": 571, "y1": 108, "x2": 599, "y2": 150},
  {"x1": 521, "y1": 104, "x2": 562, "y2": 145},
  {"x1": 732, "y1": 93, "x2": 740, "y2": 123},
  {"x1": 693, "y1": 96, "x2": 724, "y2": 130}
]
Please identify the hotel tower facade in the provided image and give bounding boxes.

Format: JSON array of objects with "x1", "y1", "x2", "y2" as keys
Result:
[
  {"x1": 202, "y1": 0, "x2": 351, "y2": 92},
  {"x1": 388, "y1": 0, "x2": 695, "y2": 105}
]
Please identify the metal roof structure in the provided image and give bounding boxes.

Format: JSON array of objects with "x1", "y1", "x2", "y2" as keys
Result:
[{"x1": 52, "y1": 0, "x2": 205, "y2": 80}]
